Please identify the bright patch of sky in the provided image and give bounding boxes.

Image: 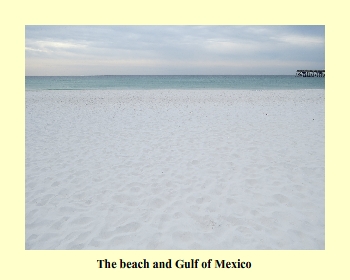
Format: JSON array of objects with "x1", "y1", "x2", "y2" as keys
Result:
[{"x1": 25, "y1": 25, "x2": 325, "y2": 76}]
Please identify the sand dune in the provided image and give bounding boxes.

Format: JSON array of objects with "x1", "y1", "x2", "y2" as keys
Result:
[{"x1": 25, "y1": 89, "x2": 324, "y2": 249}]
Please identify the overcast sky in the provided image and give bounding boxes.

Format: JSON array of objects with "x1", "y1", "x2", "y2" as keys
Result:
[{"x1": 25, "y1": 25, "x2": 325, "y2": 76}]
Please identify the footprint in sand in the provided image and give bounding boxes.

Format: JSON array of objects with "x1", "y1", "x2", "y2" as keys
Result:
[
  {"x1": 70, "y1": 216, "x2": 93, "y2": 226},
  {"x1": 51, "y1": 181, "x2": 60, "y2": 187},
  {"x1": 34, "y1": 194, "x2": 56, "y2": 206},
  {"x1": 273, "y1": 194, "x2": 290, "y2": 205},
  {"x1": 130, "y1": 186, "x2": 140, "y2": 193},
  {"x1": 173, "y1": 212, "x2": 182, "y2": 219},
  {"x1": 226, "y1": 197, "x2": 236, "y2": 205},
  {"x1": 150, "y1": 197, "x2": 166, "y2": 209},
  {"x1": 115, "y1": 222, "x2": 141, "y2": 234},
  {"x1": 50, "y1": 216, "x2": 69, "y2": 230}
]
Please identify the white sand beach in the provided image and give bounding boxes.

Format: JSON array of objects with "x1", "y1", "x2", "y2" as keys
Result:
[{"x1": 25, "y1": 89, "x2": 324, "y2": 250}]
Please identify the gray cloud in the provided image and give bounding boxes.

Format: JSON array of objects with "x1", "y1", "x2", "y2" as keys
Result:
[{"x1": 25, "y1": 25, "x2": 325, "y2": 75}]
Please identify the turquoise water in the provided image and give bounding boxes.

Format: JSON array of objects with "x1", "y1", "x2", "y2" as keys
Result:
[{"x1": 25, "y1": 75, "x2": 325, "y2": 91}]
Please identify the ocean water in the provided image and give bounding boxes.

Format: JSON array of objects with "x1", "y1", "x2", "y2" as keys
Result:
[{"x1": 25, "y1": 75, "x2": 325, "y2": 91}]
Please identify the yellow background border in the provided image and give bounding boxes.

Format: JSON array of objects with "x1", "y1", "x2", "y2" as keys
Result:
[{"x1": 1, "y1": 1, "x2": 348, "y2": 279}]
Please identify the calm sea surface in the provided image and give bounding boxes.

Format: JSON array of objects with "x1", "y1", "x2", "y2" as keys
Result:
[{"x1": 25, "y1": 75, "x2": 325, "y2": 91}]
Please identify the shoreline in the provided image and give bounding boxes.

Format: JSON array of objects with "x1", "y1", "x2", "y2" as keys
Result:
[{"x1": 26, "y1": 89, "x2": 325, "y2": 249}]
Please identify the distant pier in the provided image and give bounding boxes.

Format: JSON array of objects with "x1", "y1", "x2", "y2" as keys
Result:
[{"x1": 296, "y1": 70, "x2": 325, "y2": 77}]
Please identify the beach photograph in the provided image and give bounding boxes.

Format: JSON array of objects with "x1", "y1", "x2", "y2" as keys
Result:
[{"x1": 25, "y1": 25, "x2": 325, "y2": 250}]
